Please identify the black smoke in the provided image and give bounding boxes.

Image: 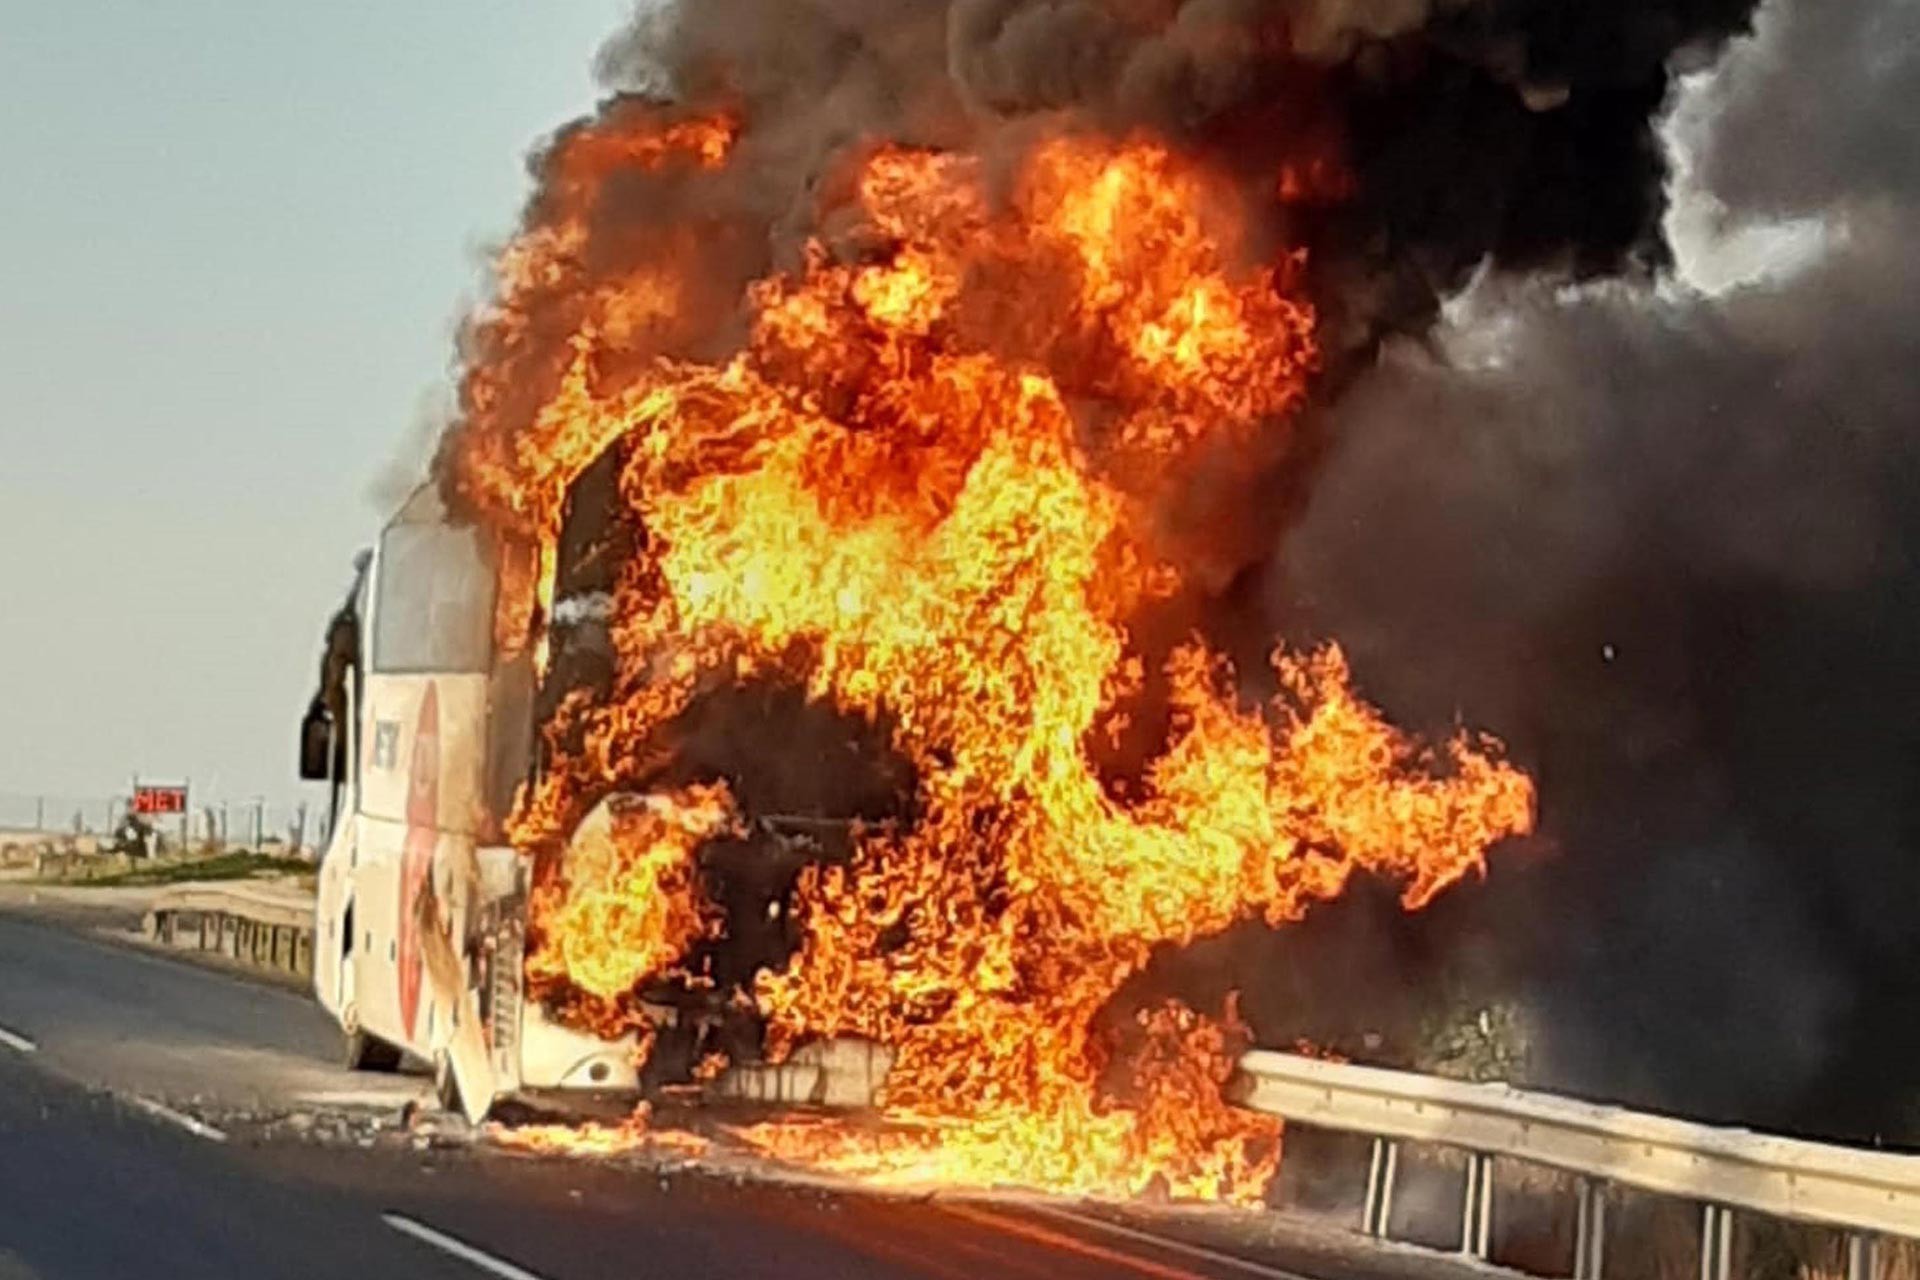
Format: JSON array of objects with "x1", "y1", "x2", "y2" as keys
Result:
[
  {"x1": 453, "y1": 0, "x2": 1768, "y2": 494},
  {"x1": 589, "y1": 0, "x2": 1761, "y2": 362},
  {"x1": 1256, "y1": 0, "x2": 1920, "y2": 1144}
]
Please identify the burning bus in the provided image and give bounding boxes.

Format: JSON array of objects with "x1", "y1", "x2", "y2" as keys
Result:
[
  {"x1": 300, "y1": 473, "x2": 899, "y2": 1124},
  {"x1": 300, "y1": 483, "x2": 641, "y2": 1119},
  {"x1": 301, "y1": 97, "x2": 1542, "y2": 1198}
]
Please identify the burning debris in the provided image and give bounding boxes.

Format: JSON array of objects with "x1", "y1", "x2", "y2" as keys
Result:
[
  {"x1": 426, "y1": 0, "x2": 1781, "y2": 1199},
  {"x1": 487, "y1": 1105, "x2": 710, "y2": 1161}
]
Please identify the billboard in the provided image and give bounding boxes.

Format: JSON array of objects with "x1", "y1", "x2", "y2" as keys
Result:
[{"x1": 131, "y1": 784, "x2": 189, "y2": 817}]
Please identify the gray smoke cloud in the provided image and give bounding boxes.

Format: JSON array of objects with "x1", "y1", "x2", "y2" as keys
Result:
[
  {"x1": 1262, "y1": 0, "x2": 1920, "y2": 1140},
  {"x1": 572, "y1": 0, "x2": 1761, "y2": 355}
]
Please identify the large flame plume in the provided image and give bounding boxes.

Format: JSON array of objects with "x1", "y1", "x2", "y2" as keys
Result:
[{"x1": 445, "y1": 106, "x2": 1533, "y2": 1202}]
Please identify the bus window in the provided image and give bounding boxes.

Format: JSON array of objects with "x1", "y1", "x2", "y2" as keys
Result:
[{"x1": 372, "y1": 523, "x2": 495, "y2": 674}]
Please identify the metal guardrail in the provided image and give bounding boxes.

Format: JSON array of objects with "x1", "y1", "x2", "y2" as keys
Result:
[
  {"x1": 1235, "y1": 1049, "x2": 1920, "y2": 1279},
  {"x1": 144, "y1": 885, "x2": 315, "y2": 980}
]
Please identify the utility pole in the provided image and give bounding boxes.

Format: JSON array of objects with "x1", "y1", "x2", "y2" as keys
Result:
[{"x1": 34, "y1": 796, "x2": 44, "y2": 830}]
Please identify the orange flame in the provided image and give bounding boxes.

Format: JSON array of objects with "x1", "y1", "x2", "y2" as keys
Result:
[
  {"x1": 490, "y1": 1110, "x2": 654, "y2": 1158},
  {"x1": 449, "y1": 116, "x2": 1534, "y2": 1202},
  {"x1": 525, "y1": 785, "x2": 736, "y2": 1008},
  {"x1": 489, "y1": 1104, "x2": 715, "y2": 1161}
]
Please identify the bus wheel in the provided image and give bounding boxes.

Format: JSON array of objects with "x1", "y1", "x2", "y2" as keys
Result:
[{"x1": 343, "y1": 1013, "x2": 402, "y2": 1072}]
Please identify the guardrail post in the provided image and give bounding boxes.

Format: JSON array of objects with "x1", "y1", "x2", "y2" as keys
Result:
[
  {"x1": 1363, "y1": 1136, "x2": 1399, "y2": 1239},
  {"x1": 1700, "y1": 1204, "x2": 1733, "y2": 1280},
  {"x1": 1846, "y1": 1232, "x2": 1877, "y2": 1280},
  {"x1": 1573, "y1": 1177, "x2": 1608, "y2": 1279},
  {"x1": 1460, "y1": 1151, "x2": 1494, "y2": 1259}
]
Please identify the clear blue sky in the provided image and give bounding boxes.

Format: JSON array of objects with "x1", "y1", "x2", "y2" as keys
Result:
[{"x1": 0, "y1": 0, "x2": 630, "y2": 816}]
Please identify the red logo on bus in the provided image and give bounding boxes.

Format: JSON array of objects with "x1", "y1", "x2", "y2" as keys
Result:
[{"x1": 397, "y1": 683, "x2": 439, "y2": 1040}]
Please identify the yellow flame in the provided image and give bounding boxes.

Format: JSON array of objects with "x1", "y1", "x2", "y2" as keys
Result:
[{"x1": 452, "y1": 125, "x2": 1535, "y2": 1203}]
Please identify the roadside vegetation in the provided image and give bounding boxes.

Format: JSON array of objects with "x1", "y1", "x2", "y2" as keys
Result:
[{"x1": 61, "y1": 850, "x2": 312, "y2": 888}]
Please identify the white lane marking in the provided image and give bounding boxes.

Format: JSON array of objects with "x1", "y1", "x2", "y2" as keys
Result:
[
  {"x1": 382, "y1": 1214, "x2": 552, "y2": 1280},
  {"x1": 122, "y1": 1094, "x2": 229, "y2": 1143},
  {"x1": 1027, "y1": 1204, "x2": 1313, "y2": 1280},
  {"x1": 0, "y1": 1024, "x2": 36, "y2": 1054}
]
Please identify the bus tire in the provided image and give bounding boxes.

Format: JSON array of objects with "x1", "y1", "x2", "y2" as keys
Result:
[{"x1": 345, "y1": 1026, "x2": 402, "y2": 1072}]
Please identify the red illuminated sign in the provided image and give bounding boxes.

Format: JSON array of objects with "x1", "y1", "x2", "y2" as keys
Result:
[{"x1": 131, "y1": 785, "x2": 188, "y2": 816}]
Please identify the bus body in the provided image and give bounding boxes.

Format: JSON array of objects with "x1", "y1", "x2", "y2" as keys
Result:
[{"x1": 304, "y1": 485, "x2": 639, "y2": 1121}]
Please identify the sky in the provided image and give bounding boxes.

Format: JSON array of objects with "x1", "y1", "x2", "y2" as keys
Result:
[{"x1": 0, "y1": 0, "x2": 630, "y2": 819}]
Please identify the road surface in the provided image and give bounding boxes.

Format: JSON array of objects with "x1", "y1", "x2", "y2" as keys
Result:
[
  {"x1": 0, "y1": 1047, "x2": 1335, "y2": 1280},
  {"x1": 0, "y1": 911, "x2": 1462, "y2": 1280},
  {"x1": 0, "y1": 908, "x2": 419, "y2": 1117}
]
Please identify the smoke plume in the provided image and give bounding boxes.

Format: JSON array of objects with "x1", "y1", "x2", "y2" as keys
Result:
[
  {"x1": 447, "y1": 0, "x2": 1765, "y2": 462},
  {"x1": 1262, "y1": 0, "x2": 1920, "y2": 1142}
]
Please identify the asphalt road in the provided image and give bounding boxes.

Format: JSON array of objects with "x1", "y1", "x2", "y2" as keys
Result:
[
  {"x1": 0, "y1": 1044, "x2": 1335, "y2": 1280},
  {"x1": 0, "y1": 910, "x2": 419, "y2": 1116},
  {"x1": 0, "y1": 909, "x2": 1512, "y2": 1280},
  {"x1": 0, "y1": 912, "x2": 1438, "y2": 1280}
]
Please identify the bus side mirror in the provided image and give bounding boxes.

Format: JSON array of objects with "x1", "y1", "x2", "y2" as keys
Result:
[{"x1": 300, "y1": 705, "x2": 334, "y2": 781}]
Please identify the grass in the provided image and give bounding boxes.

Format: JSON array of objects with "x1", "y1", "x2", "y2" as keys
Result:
[{"x1": 77, "y1": 850, "x2": 313, "y2": 888}]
